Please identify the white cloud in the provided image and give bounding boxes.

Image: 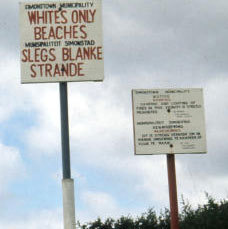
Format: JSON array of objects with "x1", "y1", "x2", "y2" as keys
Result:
[
  {"x1": 0, "y1": 143, "x2": 25, "y2": 191},
  {"x1": 78, "y1": 188, "x2": 149, "y2": 223},
  {"x1": 0, "y1": 59, "x2": 23, "y2": 123},
  {"x1": 0, "y1": 57, "x2": 61, "y2": 156},
  {"x1": 0, "y1": 142, "x2": 25, "y2": 218},
  {"x1": 24, "y1": 84, "x2": 61, "y2": 156},
  {"x1": 81, "y1": 191, "x2": 119, "y2": 219},
  {"x1": 0, "y1": 209, "x2": 63, "y2": 229}
]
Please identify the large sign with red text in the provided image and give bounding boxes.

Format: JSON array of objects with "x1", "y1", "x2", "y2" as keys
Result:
[
  {"x1": 132, "y1": 88, "x2": 207, "y2": 155},
  {"x1": 19, "y1": 1, "x2": 103, "y2": 83}
]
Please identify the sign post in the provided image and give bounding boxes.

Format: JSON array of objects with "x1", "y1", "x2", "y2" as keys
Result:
[
  {"x1": 132, "y1": 88, "x2": 207, "y2": 229},
  {"x1": 167, "y1": 154, "x2": 179, "y2": 229},
  {"x1": 60, "y1": 82, "x2": 71, "y2": 179},
  {"x1": 19, "y1": 1, "x2": 103, "y2": 228},
  {"x1": 59, "y1": 82, "x2": 76, "y2": 228}
]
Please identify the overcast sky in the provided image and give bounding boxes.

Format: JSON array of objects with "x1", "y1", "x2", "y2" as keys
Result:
[{"x1": 1, "y1": 0, "x2": 228, "y2": 228}]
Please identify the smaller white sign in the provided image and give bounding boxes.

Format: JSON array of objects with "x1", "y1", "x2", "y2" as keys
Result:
[
  {"x1": 19, "y1": 1, "x2": 103, "y2": 83},
  {"x1": 132, "y1": 88, "x2": 207, "y2": 155}
]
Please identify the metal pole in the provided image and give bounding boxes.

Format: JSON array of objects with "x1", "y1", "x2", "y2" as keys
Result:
[
  {"x1": 59, "y1": 82, "x2": 71, "y2": 179},
  {"x1": 59, "y1": 82, "x2": 76, "y2": 229},
  {"x1": 167, "y1": 154, "x2": 179, "y2": 229}
]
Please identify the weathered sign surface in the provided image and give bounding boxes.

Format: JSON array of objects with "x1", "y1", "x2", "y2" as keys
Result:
[
  {"x1": 19, "y1": 1, "x2": 103, "y2": 83},
  {"x1": 132, "y1": 88, "x2": 207, "y2": 155}
]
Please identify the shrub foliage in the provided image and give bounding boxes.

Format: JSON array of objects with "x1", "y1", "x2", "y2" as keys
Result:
[{"x1": 77, "y1": 195, "x2": 228, "y2": 229}]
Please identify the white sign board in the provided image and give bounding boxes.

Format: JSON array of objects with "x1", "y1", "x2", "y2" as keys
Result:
[
  {"x1": 132, "y1": 88, "x2": 207, "y2": 155},
  {"x1": 19, "y1": 1, "x2": 103, "y2": 83}
]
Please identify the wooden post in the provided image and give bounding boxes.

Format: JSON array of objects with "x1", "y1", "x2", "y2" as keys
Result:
[{"x1": 167, "y1": 154, "x2": 179, "y2": 229}]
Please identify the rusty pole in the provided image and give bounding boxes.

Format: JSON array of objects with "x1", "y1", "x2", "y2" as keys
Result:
[{"x1": 167, "y1": 154, "x2": 179, "y2": 229}]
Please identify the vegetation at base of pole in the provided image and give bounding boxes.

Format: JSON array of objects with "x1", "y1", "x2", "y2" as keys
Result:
[{"x1": 77, "y1": 194, "x2": 228, "y2": 229}]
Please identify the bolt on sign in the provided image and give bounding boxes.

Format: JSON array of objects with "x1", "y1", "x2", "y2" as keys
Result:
[
  {"x1": 19, "y1": 1, "x2": 103, "y2": 83},
  {"x1": 132, "y1": 88, "x2": 207, "y2": 155}
]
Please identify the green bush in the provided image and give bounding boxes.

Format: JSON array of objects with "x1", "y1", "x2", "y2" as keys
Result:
[
  {"x1": 179, "y1": 194, "x2": 228, "y2": 229},
  {"x1": 77, "y1": 195, "x2": 228, "y2": 229}
]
